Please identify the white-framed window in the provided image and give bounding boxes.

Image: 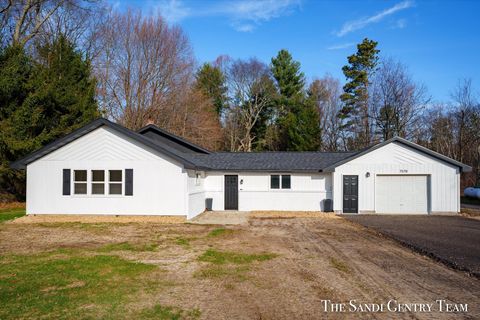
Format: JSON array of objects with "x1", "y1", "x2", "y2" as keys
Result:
[
  {"x1": 91, "y1": 170, "x2": 105, "y2": 195},
  {"x1": 270, "y1": 175, "x2": 280, "y2": 189},
  {"x1": 74, "y1": 170, "x2": 87, "y2": 194},
  {"x1": 109, "y1": 170, "x2": 122, "y2": 195},
  {"x1": 270, "y1": 174, "x2": 291, "y2": 189},
  {"x1": 281, "y1": 175, "x2": 291, "y2": 189}
]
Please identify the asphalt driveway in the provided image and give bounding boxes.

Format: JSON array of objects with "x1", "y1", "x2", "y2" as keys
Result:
[{"x1": 343, "y1": 215, "x2": 480, "y2": 278}]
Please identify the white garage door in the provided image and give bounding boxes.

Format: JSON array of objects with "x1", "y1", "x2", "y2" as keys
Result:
[{"x1": 376, "y1": 175, "x2": 428, "y2": 214}]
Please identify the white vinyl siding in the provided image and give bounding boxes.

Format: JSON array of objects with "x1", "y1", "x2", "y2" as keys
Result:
[
  {"x1": 333, "y1": 142, "x2": 460, "y2": 214},
  {"x1": 204, "y1": 172, "x2": 332, "y2": 211},
  {"x1": 376, "y1": 175, "x2": 428, "y2": 214},
  {"x1": 26, "y1": 127, "x2": 188, "y2": 216}
]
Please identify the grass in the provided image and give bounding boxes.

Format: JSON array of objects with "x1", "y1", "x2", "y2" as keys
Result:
[
  {"x1": 198, "y1": 249, "x2": 277, "y2": 265},
  {"x1": 195, "y1": 249, "x2": 277, "y2": 281},
  {"x1": 175, "y1": 237, "x2": 191, "y2": 246},
  {"x1": 329, "y1": 257, "x2": 351, "y2": 274},
  {"x1": 0, "y1": 208, "x2": 25, "y2": 223},
  {"x1": 195, "y1": 265, "x2": 251, "y2": 280},
  {"x1": 141, "y1": 304, "x2": 201, "y2": 320},
  {"x1": 461, "y1": 196, "x2": 480, "y2": 206},
  {"x1": 99, "y1": 242, "x2": 158, "y2": 252},
  {"x1": 207, "y1": 228, "x2": 235, "y2": 238},
  {"x1": 0, "y1": 250, "x2": 158, "y2": 319}
]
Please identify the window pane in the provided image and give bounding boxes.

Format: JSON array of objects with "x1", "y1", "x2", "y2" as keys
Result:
[
  {"x1": 282, "y1": 175, "x2": 291, "y2": 189},
  {"x1": 74, "y1": 183, "x2": 87, "y2": 194},
  {"x1": 109, "y1": 170, "x2": 122, "y2": 182},
  {"x1": 92, "y1": 183, "x2": 105, "y2": 194},
  {"x1": 270, "y1": 175, "x2": 280, "y2": 189},
  {"x1": 74, "y1": 170, "x2": 87, "y2": 182},
  {"x1": 109, "y1": 183, "x2": 122, "y2": 195},
  {"x1": 92, "y1": 170, "x2": 104, "y2": 182}
]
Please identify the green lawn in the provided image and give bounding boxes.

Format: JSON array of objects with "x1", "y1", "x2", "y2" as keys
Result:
[
  {"x1": 0, "y1": 208, "x2": 25, "y2": 223},
  {"x1": 0, "y1": 248, "x2": 201, "y2": 320},
  {"x1": 0, "y1": 223, "x2": 270, "y2": 319},
  {"x1": 0, "y1": 219, "x2": 283, "y2": 319}
]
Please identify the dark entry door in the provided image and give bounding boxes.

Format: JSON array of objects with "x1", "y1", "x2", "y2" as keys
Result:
[
  {"x1": 343, "y1": 175, "x2": 358, "y2": 213},
  {"x1": 224, "y1": 175, "x2": 238, "y2": 210}
]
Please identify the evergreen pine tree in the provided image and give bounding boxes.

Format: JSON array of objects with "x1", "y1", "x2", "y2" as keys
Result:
[
  {"x1": 339, "y1": 38, "x2": 379, "y2": 148},
  {"x1": 195, "y1": 63, "x2": 228, "y2": 115},
  {"x1": 0, "y1": 46, "x2": 34, "y2": 199},
  {"x1": 0, "y1": 36, "x2": 99, "y2": 200},
  {"x1": 270, "y1": 49, "x2": 319, "y2": 150},
  {"x1": 271, "y1": 49, "x2": 305, "y2": 100}
]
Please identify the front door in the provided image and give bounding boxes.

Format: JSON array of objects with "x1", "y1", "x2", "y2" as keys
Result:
[
  {"x1": 343, "y1": 175, "x2": 358, "y2": 213},
  {"x1": 224, "y1": 175, "x2": 238, "y2": 210}
]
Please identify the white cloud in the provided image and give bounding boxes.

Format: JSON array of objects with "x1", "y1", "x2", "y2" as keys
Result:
[
  {"x1": 394, "y1": 18, "x2": 407, "y2": 29},
  {"x1": 233, "y1": 23, "x2": 255, "y2": 32},
  {"x1": 327, "y1": 42, "x2": 355, "y2": 50},
  {"x1": 153, "y1": 0, "x2": 191, "y2": 23},
  {"x1": 228, "y1": 0, "x2": 299, "y2": 23},
  {"x1": 150, "y1": 0, "x2": 301, "y2": 31},
  {"x1": 227, "y1": 0, "x2": 301, "y2": 32},
  {"x1": 336, "y1": 0, "x2": 414, "y2": 37}
]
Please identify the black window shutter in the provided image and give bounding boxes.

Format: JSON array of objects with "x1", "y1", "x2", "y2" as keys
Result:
[
  {"x1": 63, "y1": 169, "x2": 71, "y2": 195},
  {"x1": 125, "y1": 169, "x2": 133, "y2": 196}
]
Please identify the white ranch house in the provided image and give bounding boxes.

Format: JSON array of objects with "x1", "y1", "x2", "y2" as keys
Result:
[{"x1": 12, "y1": 119, "x2": 471, "y2": 219}]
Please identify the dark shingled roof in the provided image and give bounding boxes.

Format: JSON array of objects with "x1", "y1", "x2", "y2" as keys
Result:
[
  {"x1": 186, "y1": 152, "x2": 357, "y2": 172},
  {"x1": 11, "y1": 118, "x2": 472, "y2": 173},
  {"x1": 10, "y1": 118, "x2": 199, "y2": 170},
  {"x1": 138, "y1": 125, "x2": 210, "y2": 154}
]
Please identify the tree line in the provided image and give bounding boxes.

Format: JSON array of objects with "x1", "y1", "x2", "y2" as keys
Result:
[{"x1": 0, "y1": 1, "x2": 479, "y2": 201}]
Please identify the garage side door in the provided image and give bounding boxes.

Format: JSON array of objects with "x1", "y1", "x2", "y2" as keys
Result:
[{"x1": 376, "y1": 175, "x2": 428, "y2": 214}]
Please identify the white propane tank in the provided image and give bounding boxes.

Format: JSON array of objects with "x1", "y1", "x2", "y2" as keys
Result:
[{"x1": 464, "y1": 187, "x2": 480, "y2": 199}]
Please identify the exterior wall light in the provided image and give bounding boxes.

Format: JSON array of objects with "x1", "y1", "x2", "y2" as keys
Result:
[{"x1": 366, "y1": 172, "x2": 371, "y2": 178}]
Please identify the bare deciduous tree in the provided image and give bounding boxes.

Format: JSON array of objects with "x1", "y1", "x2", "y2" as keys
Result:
[
  {"x1": 308, "y1": 75, "x2": 346, "y2": 151},
  {"x1": 225, "y1": 58, "x2": 275, "y2": 152},
  {"x1": 95, "y1": 9, "x2": 194, "y2": 129},
  {"x1": 370, "y1": 58, "x2": 430, "y2": 141},
  {"x1": 0, "y1": 0, "x2": 95, "y2": 47},
  {"x1": 94, "y1": 9, "x2": 223, "y2": 150},
  {"x1": 423, "y1": 80, "x2": 480, "y2": 187},
  {"x1": 37, "y1": 1, "x2": 107, "y2": 60}
]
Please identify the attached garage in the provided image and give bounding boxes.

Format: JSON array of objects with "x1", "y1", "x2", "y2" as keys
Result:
[
  {"x1": 376, "y1": 175, "x2": 428, "y2": 214},
  {"x1": 328, "y1": 137, "x2": 471, "y2": 215}
]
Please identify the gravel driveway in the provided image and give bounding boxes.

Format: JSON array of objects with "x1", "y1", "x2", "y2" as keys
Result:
[{"x1": 344, "y1": 215, "x2": 480, "y2": 277}]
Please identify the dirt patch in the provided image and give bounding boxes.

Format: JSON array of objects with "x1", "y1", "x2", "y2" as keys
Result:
[
  {"x1": 191, "y1": 211, "x2": 249, "y2": 225},
  {"x1": 0, "y1": 202, "x2": 25, "y2": 210},
  {"x1": 0, "y1": 217, "x2": 479, "y2": 319},
  {"x1": 249, "y1": 211, "x2": 338, "y2": 219},
  {"x1": 461, "y1": 207, "x2": 480, "y2": 219},
  {"x1": 9, "y1": 214, "x2": 186, "y2": 224}
]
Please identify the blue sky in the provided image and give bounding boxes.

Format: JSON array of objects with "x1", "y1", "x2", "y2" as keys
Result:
[{"x1": 113, "y1": 0, "x2": 479, "y2": 102}]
